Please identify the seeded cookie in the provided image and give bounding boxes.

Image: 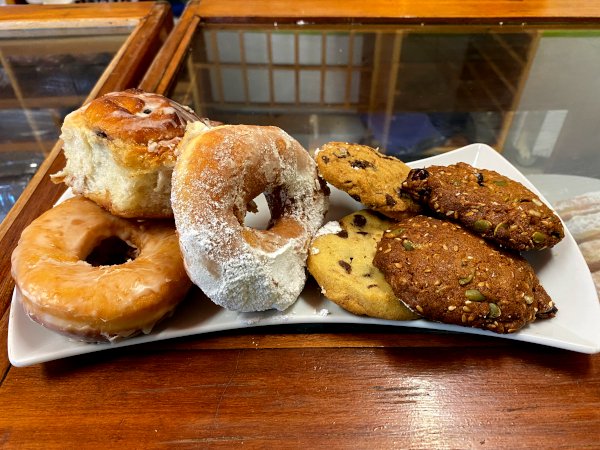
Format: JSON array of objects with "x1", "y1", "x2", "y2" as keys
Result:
[
  {"x1": 315, "y1": 142, "x2": 421, "y2": 220},
  {"x1": 307, "y1": 209, "x2": 418, "y2": 321},
  {"x1": 401, "y1": 162, "x2": 564, "y2": 251},
  {"x1": 373, "y1": 215, "x2": 557, "y2": 333}
]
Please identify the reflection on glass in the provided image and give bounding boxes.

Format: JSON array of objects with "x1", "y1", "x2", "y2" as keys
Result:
[
  {"x1": 168, "y1": 24, "x2": 600, "y2": 180},
  {"x1": 0, "y1": 33, "x2": 128, "y2": 221}
]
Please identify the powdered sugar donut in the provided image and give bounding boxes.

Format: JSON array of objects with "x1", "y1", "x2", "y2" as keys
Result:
[{"x1": 172, "y1": 124, "x2": 328, "y2": 311}]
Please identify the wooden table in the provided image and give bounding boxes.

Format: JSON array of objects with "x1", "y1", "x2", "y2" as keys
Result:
[{"x1": 2, "y1": 1, "x2": 600, "y2": 447}]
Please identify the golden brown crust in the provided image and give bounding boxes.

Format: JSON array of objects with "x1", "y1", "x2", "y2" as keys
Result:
[
  {"x1": 82, "y1": 89, "x2": 200, "y2": 170},
  {"x1": 53, "y1": 90, "x2": 208, "y2": 219},
  {"x1": 373, "y1": 215, "x2": 557, "y2": 334},
  {"x1": 10, "y1": 196, "x2": 192, "y2": 342},
  {"x1": 315, "y1": 142, "x2": 421, "y2": 219}
]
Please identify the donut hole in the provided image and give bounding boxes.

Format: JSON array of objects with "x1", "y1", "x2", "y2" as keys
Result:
[
  {"x1": 85, "y1": 236, "x2": 138, "y2": 267},
  {"x1": 244, "y1": 193, "x2": 271, "y2": 230}
]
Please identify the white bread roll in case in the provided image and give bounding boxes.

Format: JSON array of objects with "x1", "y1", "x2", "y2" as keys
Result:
[{"x1": 52, "y1": 89, "x2": 206, "y2": 218}]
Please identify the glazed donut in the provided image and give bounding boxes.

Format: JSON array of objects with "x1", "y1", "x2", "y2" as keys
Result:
[
  {"x1": 172, "y1": 124, "x2": 329, "y2": 312},
  {"x1": 11, "y1": 196, "x2": 192, "y2": 342},
  {"x1": 52, "y1": 88, "x2": 208, "y2": 218}
]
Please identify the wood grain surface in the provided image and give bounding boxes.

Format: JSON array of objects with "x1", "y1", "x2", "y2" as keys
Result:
[
  {"x1": 3, "y1": 2, "x2": 600, "y2": 448},
  {"x1": 1, "y1": 331, "x2": 598, "y2": 448},
  {"x1": 0, "y1": 3, "x2": 158, "y2": 29},
  {"x1": 190, "y1": 0, "x2": 600, "y2": 23}
]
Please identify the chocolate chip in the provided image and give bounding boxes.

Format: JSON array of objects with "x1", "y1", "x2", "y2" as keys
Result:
[
  {"x1": 353, "y1": 214, "x2": 367, "y2": 227},
  {"x1": 351, "y1": 194, "x2": 361, "y2": 202},
  {"x1": 337, "y1": 230, "x2": 349, "y2": 238},
  {"x1": 318, "y1": 177, "x2": 330, "y2": 195},
  {"x1": 321, "y1": 155, "x2": 330, "y2": 164},
  {"x1": 338, "y1": 260, "x2": 352, "y2": 274},
  {"x1": 95, "y1": 130, "x2": 108, "y2": 139},
  {"x1": 350, "y1": 159, "x2": 374, "y2": 169},
  {"x1": 476, "y1": 172, "x2": 484, "y2": 186},
  {"x1": 410, "y1": 168, "x2": 429, "y2": 180},
  {"x1": 143, "y1": 109, "x2": 152, "y2": 114},
  {"x1": 385, "y1": 194, "x2": 397, "y2": 206}
]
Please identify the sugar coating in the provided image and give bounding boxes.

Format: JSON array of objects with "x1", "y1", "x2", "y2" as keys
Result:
[
  {"x1": 565, "y1": 211, "x2": 600, "y2": 243},
  {"x1": 314, "y1": 220, "x2": 343, "y2": 238},
  {"x1": 172, "y1": 125, "x2": 328, "y2": 312},
  {"x1": 555, "y1": 190, "x2": 600, "y2": 220}
]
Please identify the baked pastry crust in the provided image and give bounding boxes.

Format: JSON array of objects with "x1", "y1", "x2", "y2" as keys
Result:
[
  {"x1": 172, "y1": 124, "x2": 328, "y2": 312},
  {"x1": 315, "y1": 142, "x2": 421, "y2": 220},
  {"x1": 52, "y1": 89, "x2": 204, "y2": 218},
  {"x1": 11, "y1": 196, "x2": 192, "y2": 342}
]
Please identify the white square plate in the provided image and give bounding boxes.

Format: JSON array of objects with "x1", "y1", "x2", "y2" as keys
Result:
[{"x1": 8, "y1": 143, "x2": 600, "y2": 366}]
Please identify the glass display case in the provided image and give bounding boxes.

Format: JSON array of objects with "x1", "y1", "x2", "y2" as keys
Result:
[
  {"x1": 162, "y1": 26, "x2": 537, "y2": 159},
  {"x1": 0, "y1": 2, "x2": 173, "y2": 223},
  {"x1": 140, "y1": 0, "x2": 600, "y2": 292},
  {"x1": 0, "y1": 34, "x2": 127, "y2": 220},
  {"x1": 144, "y1": 19, "x2": 600, "y2": 180},
  {"x1": 2, "y1": 2, "x2": 600, "y2": 447}
]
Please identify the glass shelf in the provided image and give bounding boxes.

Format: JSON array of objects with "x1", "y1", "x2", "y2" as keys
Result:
[
  {"x1": 0, "y1": 2, "x2": 174, "y2": 223},
  {"x1": 144, "y1": 15, "x2": 600, "y2": 182}
]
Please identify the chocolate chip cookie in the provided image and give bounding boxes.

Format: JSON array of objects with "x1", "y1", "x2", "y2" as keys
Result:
[
  {"x1": 307, "y1": 209, "x2": 418, "y2": 321},
  {"x1": 401, "y1": 162, "x2": 564, "y2": 251},
  {"x1": 315, "y1": 142, "x2": 421, "y2": 220},
  {"x1": 373, "y1": 215, "x2": 557, "y2": 333}
]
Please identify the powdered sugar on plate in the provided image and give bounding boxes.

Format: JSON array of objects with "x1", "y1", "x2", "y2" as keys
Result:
[
  {"x1": 172, "y1": 125, "x2": 329, "y2": 312},
  {"x1": 314, "y1": 220, "x2": 342, "y2": 238}
]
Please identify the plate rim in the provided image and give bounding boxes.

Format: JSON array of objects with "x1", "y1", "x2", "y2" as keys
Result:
[{"x1": 8, "y1": 143, "x2": 600, "y2": 366}]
